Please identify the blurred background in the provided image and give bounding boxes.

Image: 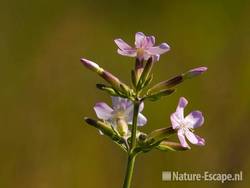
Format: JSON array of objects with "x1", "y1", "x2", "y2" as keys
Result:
[{"x1": 1, "y1": 0, "x2": 250, "y2": 188}]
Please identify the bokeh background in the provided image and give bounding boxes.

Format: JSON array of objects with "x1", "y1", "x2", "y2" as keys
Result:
[{"x1": 1, "y1": 0, "x2": 250, "y2": 188}]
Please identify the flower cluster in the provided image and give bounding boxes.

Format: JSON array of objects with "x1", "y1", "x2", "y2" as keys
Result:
[
  {"x1": 81, "y1": 32, "x2": 207, "y2": 188},
  {"x1": 82, "y1": 32, "x2": 207, "y2": 150}
]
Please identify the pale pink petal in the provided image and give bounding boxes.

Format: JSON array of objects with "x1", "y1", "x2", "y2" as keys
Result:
[
  {"x1": 139, "y1": 102, "x2": 144, "y2": 112},
  {"x1": 147, "y1": 43, "x2": 170, "y2": 55},
  {"x1": 111, "y1": 96, "x2": 122, "y2": 108},
  {"x1": 117, "y1": 49, "x2": 137, "y2": 57},
  {"x1": 176, "y1": 97, "x2": 188, "y2": 120},
  {"x1": 142, "y1": 53, "x2": 151, "y2": 61},
  {"x1": 170, "y1": 112, "x2": 181, "y2": 129},
  {"x1": 135, "y1": 32, "x2": 146, "y2": 48},
  {"x1": 185, "y1": 130, "x2": 205, "y2": 145},
  {"x1": 152, "y1": 54, "x2": 160, "y2": 62},
  {"x1": 112, "y1": 97, "x2": 133, "y2": 112},
  {"x1": 177, "y1": 129, "x2": 190, "y2": 148},
  {"x1": 114, "y1": 39, "x2": 133, "y2": 51},
  {"x1": 184, "y1": 111, "x2": 204, "y2": 128},
  {"x1": 145, "y1": 36, "x2": 155, "y2": 48},
  {"x1": 127, "y1": 113, "x2": 147, "y2": 126},
  {"x1": 137, "y1": 113, "x2": 147, "y2": 126},
  {"x1": 94, "y1": 102, "x2": 113, "y2": 120}
]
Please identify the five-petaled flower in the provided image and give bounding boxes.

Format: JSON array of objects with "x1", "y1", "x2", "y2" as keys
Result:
[
  {"x1": 170, "y1": 97, "x2": 205, "y2": 148},
  {"x1": 94, "y1": 96, "x2": 147, "y2": 136},
  {"x1": 114, "y1": 32, "x2": 170, "y2": 62}
]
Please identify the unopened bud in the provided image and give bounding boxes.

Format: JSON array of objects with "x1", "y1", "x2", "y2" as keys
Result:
[
  {"x1": 81, "y1": 58, "x2": 132, "y2": 95},
  {"x1": 101, "y1": 70, "x2": 121, "y2": 89},
  {"x1": 148, "y1": 67, "x2": 207, "y2": 93},
  {"x1": 183, "y1": 67, "x2": 208, "y2": 79},
  {"x1": 80, "y1": 58, "x2": 103, "y2": 73}
]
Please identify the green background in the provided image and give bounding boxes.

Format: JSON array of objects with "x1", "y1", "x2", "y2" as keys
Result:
[{"x1": 1, "y1": 0, "x2": 250, "y2": 188}]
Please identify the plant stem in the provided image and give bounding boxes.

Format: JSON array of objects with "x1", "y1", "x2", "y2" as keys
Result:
[
  {"x1": 123, "y1": 153, "x2": 136, "y2": 188},
  {"x1": 131, "y1": 101, "x2": 140, "y2": 149},
  {"x1": 123, "y1": 100, "x2": 140, "y2": 188}
]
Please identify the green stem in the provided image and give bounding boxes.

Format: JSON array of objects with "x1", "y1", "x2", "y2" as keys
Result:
[
  {"x1": 123, "y1": 101, "x2": 140, "y2": 188},
  {"x1": 123, "y1": 153, "x2": 136, "y2": 188},
  {"x1": 131, "y1": 101, "x2": 140, "y2": 149}
]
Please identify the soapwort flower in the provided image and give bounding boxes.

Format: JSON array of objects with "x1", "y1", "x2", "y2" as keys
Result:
[
  {"x1": 171, "y1": 97, "x2": 205, "y2": 148},
  {"x1": 94, "y1": 96, "x2": 147, "y2": 136},
  {"x1": 114, "y1": 32, "x2": 170, "y2": 62}
]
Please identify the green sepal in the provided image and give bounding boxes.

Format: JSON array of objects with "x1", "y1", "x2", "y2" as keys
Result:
[
  {"x1": 144, "y1": 89, "x2": 175, "y2": 101},
  {"x1": 137, "y1": 57, "x2": 153, "y2": 90},
  {"x1": 145, "y1": 127, "x2": 177, "y2": 145},
  {"x1": 148, "y1": 75, "x2": 183, "y2": 94},
  {"x1": 156, "y1": 141, "x2": 190, "y2": 152},
  {"x1": 148, "y1": 67, "x2": 206, "y2": 94},
  {"x1": 96, "y1": 84, "x2": 119, "y2": 96},
  {"x1": 84, "y1": 117, "x2": 125, "y2": 146},
  {"x1": 131, "y1": 70, "x2": 137, "y2": 88},
  {"x1": 142, "y1": 74, "x2": 153, "y2": 89}
]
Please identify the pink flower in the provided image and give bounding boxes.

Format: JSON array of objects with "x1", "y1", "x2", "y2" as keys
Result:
[
  {"x1": 114, "y1": 32, "x2": 170, "y2": 62},
  {"x1": 94, "y1": 97, "x2": 147, "y2": 131},
  {"x1": 170, "y1": 97, "x2": 205, "y2": 148}
]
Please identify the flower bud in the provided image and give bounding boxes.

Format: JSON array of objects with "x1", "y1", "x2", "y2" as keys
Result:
[
  {"x1": 183, "y1": 67, "x2": 208, "y2": 79},
  {"x1": 84, "y1": 117, "x2": 115, "y2": 137},
  {"x1": 80, "y1": 58, "x2": 103, "y2": 73},
  {"x1": 101, "y1": 70, "x2": 121, "y2": 89},
  {"x1": 81, "y1": 58, "x2": 132, "y2": 96},
  {"x1": 148, "y1": 67, "x2": 207, "y2": 93}
]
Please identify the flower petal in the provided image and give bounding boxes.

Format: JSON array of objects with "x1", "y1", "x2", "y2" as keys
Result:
[
  {"x1": 112, "y1": 96, "x2": 133, "y2": 111},
  {"x1": 94, "y1": 102, "x2": 113, "y2": 120},
  {"x1": 147, "y1": 43, "x2": 170, "y2": 55},
  {"x1": 185, "y1": 130, "x2": 205, "y2": 145},
  {"x1": 170, "y1": 112, "x2": 181, "y2": 129},
  {"x1": 114, "y1": 39, "x2": 133, "y2": 51},
  {"x1": 145, "y1": 36, "x2": 155, "y2": 48},
  {"x1": 139, "y1": 102, "x2": 144, "y2": 112},
  {"x1": 137, "y1": 113, "x2": 147, "y2": 126},
  {"x1": 117, "y1": 49, "x2": 137, "y2": 57},
  {"x1": 135, "y1": 32, "x2": 146, "y2": 48},
  {"x1": 176, "y1": 97, "x2": 188, "y2": 120},
  {"x1": 111, "y1": 96, "x2": 122, "y2": 108},
  {"x1": 184, "y1": 111, "x2": 204, "y2": 128},
  {"x1": 152, "y1": 54, "x2": 160, "y2": 62},
  {"x1": 126, "y1": 103, "x2": 146, "y2": 126},
  {"x1": 177, "y1": 129, "x2": 190, "y2": 148}
]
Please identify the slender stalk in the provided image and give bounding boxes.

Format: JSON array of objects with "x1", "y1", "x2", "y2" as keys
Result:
[
  {"x1": 123, "y1": 153, "x2": 136, "y2": 188},
  {"x1": 131, "y1": 101, "x2": 140, "y2": 149},
  {"x1": 123, "y1": 101, "x2": 140, "y2": 188}
]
